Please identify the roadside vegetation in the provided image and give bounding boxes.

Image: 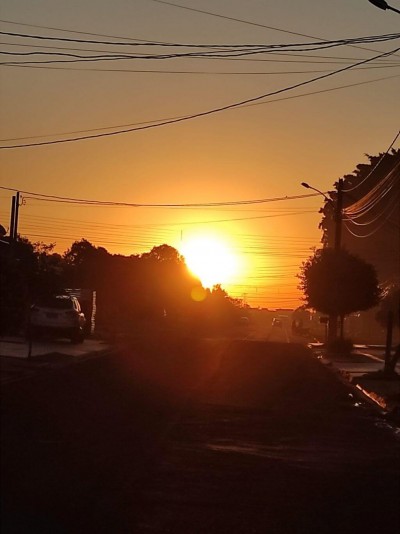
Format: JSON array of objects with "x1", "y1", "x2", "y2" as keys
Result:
[{"x1": 0, "y1": 238, "x2": 247, "y2": 338}]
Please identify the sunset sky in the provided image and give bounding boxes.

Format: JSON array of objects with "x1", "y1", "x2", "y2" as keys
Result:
[{"x1": 1, "y1": 0, "x2": 399, "y2": 308}]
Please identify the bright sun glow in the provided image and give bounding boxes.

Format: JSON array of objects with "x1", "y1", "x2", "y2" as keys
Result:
[{"x1": 181, "y1": 235, "x2": 239, "y2": 288}]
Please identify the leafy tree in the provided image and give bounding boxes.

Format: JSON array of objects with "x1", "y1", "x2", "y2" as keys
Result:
[
  {"x1": 33, "y1": 241, "x2": 64, "y2": 297},
  {"x1": 140, "y1": 244, "x2": 200, "y2": 322},
  {"x1": 0, "y1": 238, "x2": 65, "y2": 333},
  {"x1": 1, "y1": 235, "x2": 245, "y2": 337},
  {"x1": 0, "y1": 238, "x2": 35, "y2": 333},
  {"x1": 299, "y1": 248, "x2": 381, "y2": 339}
]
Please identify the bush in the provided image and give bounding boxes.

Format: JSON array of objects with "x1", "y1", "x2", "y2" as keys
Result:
[{"x1": 327, "y1": 337, "x2": 353, "y2": 355}]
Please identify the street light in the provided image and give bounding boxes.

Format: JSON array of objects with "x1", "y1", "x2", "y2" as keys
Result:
[
  {"x1": 368, "y1": 0, "x2": 400, "y2": 14},
  {"x1": 301, "y1": 179, "x2": 344, "y2": 343},
  {"x1": 301, "y1": 179, "x2": 343, "y2": 251},
  {"x1": 301, "y1": 182, "x2": 330, "y2": 202}
]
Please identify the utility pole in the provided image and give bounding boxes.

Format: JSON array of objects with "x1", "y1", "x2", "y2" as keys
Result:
[
  {"x1": 329, "y1": 178, "x2": 344, "y2": 342},
  {"x1": 10, "y1": 195, "x2": 16, "y2": 241},
  {"x1": 301, "y1": 179, "x2": 344, "y2": 343},
  {"x1": 334, "y1": 179, "x2": 344, "y2": 251},
  {"x1": 9, "y1": 192, "x2": 20, "y2": 241},
  {"x1": 14, "y1": 191, "x2": 20, "y2": 240}
]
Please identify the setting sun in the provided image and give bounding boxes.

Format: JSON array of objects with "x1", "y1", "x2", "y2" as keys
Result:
[{"x1": 180, "y1": 235, "x2": 239, "y2": 288}]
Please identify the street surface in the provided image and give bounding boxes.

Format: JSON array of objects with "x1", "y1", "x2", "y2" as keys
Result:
[{"x1": 1, "y1": 335, "x2": 399, "y2": 533}]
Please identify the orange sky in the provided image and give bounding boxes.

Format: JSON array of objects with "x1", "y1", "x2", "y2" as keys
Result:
[{"x1": 1, "y1": 1, "x2": 399, "y2": 308}]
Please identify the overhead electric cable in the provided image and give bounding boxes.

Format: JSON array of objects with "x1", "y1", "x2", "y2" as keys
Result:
[
  {"x1": 344, "y1": 189, "x2": 400, "y2": 225},
  {"x1": 0, "y1": 28, "x2": 379, "y2": 46},
  {"x1": 1, "y1": 46, "x2": 398, "y2": 149},
  {"x1": 0, "y1": 18, "x2": 170, "y2": 44},
  {"x1": 2, "y1": 27, "x2": 399, "y2": 48},
  {"x1": 147, "y1": 0, "x2": 400, "y2": 58},
  {"x1": 344, "y1": 161, "x2": 400, "y2": 215},
  {"x1": 1, "y1": 30, "x2": 399, "y2": 58},
  {"x1": 0, "y1": 185, "x2": 324, "y2": 207},
  {"x1": 2, "y1": 56, "x2": 399, "y2": 75},
  {"x1": 3, "y1": 40, "x2": 400, "y2": 63},
  {"x1": 343, "y1": 130, "x2": 400, "y2": 192},
  {"x1": 3, "y1": 38, "x2": 400, "y2": 65},
  {"x1": 344, "y1": 200, "x2": 400, "y2": 238},
  {"x1": 2, "y1": 72, "x2": 399, "y2": 143}
]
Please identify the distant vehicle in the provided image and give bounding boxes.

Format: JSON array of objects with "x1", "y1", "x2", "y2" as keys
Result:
[
  {"x1": 272, "y1": 318, "x2": 283, "y2": 328},
  {"x1": 30, "y1": 295, "x2": 86, "y2": 343}
]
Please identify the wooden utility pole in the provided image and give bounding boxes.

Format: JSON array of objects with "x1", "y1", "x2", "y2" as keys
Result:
[
  {"x1": 14, "y1": 191, "x2": 20, "y2": 240},
  {"x1": 334, "y1": 179, "x2": 343, "y2": 252},
  {"x1": 9, "y1": 192, "x2": 20, "y2": 241},
  {"x1": 328, "y1": 178, "x2": 344, "y2": 342},
  {"x1": 10, "y1": 195, "x2": 16, "y2": 241}
]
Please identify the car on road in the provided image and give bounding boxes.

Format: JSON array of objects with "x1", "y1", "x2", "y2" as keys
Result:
[
  {"x1": 272, "y1": 318, "x2": 283, "y2": 328},
  {"x1": 29, "y1": 295, "x2": 86, "y2": 343}
]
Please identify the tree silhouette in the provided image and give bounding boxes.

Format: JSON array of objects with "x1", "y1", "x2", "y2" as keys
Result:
[
  {"x1": 319, "y1": 149, "x2": 400, "y2": 286},
  {"x1": 299, "y1": 248, "x2": 381, "y2": 339},
  {"x1": 1, "y1": 236, "x2": 245, "y2": 336}
]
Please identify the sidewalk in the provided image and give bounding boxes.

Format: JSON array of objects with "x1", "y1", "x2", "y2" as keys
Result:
[
  {"x1": 310, "y1": 343, "x2": 400, "y2": 414},
  {"x1": 0, "y1": 336, "x2": 111, "y2": 384}
]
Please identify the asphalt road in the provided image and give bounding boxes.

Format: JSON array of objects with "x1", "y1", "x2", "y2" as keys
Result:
[{"x1": 1, "y1": 336, "x2": 399, "y2": 533}]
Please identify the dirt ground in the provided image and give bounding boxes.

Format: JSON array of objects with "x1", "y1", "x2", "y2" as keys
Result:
[{"x1": 1, "y1": 336, "x2": 399, "y2": 533}]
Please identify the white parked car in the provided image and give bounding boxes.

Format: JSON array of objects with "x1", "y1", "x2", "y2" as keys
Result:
[{"x1": 30, "y1": 295, "x2": 86, "y2": 343}]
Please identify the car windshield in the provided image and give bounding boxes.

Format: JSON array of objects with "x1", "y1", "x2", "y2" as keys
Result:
[{"x1": 36, "y1": 297, "x2": 74, "y2": 310}]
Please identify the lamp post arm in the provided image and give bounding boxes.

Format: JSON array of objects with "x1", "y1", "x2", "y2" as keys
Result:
[
  {"x1": 301, "y1": 182, "x2": 330, "y2": 202},
  {"x1": 368, "y1": 0, "x2": 400, "y2": 13}
]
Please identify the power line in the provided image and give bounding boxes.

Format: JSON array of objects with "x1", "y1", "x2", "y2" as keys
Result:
[
  {"x1": 2, "y1": 58, "x2": 399, "y2": 75},
  {"x1": 344, "y1": 200, "x2": 399, "y2": 238},
  {"x1": 344, "y1": 160, "x2": 400, "y2": 216},
  {"x1": 21, "y1": 209, "x2": 318, "y2": 227},
  {"x1": 2, "y1": 28, "x2": 399, "y2": 50},
  {"x1": 2, "y1": 72, "x2": 399, "y2": 143},
  {"x1": 343, "y1": 130, "x2": 400, "y2": 192},
  {"x1": 3, "y1": 28, "x2": 397, "y2": 49},
  {"x1": 147, "y1": 0, "x2": 400, "y2": 58},
  {"x1": 0, "y1": 18, "x2": 170, "y2": 44},
  {"x1": 0, "y1": 210, "x2": 318, "y2": 242},
  {"x1": 148, "y1": 0, "x2": 338, "y2": 40},
  {"x1": 3, "y1": 11, "x2": 395, "y2": 63},
  {"x1": 2, "y1": 32, "x2": 399, "y2": 65},
  {"x1": 3, "y1": 40, "x2": 400, "y2": 64},
  {"x1": 147, "y1": 1, "x2": 390, "y2": 48},
  {"x1": 0, "y1": 185, "x2": 323, "y2": 207},
  {"x1": 2, "y1": 46, "x2": 398, "y2": 149}
]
